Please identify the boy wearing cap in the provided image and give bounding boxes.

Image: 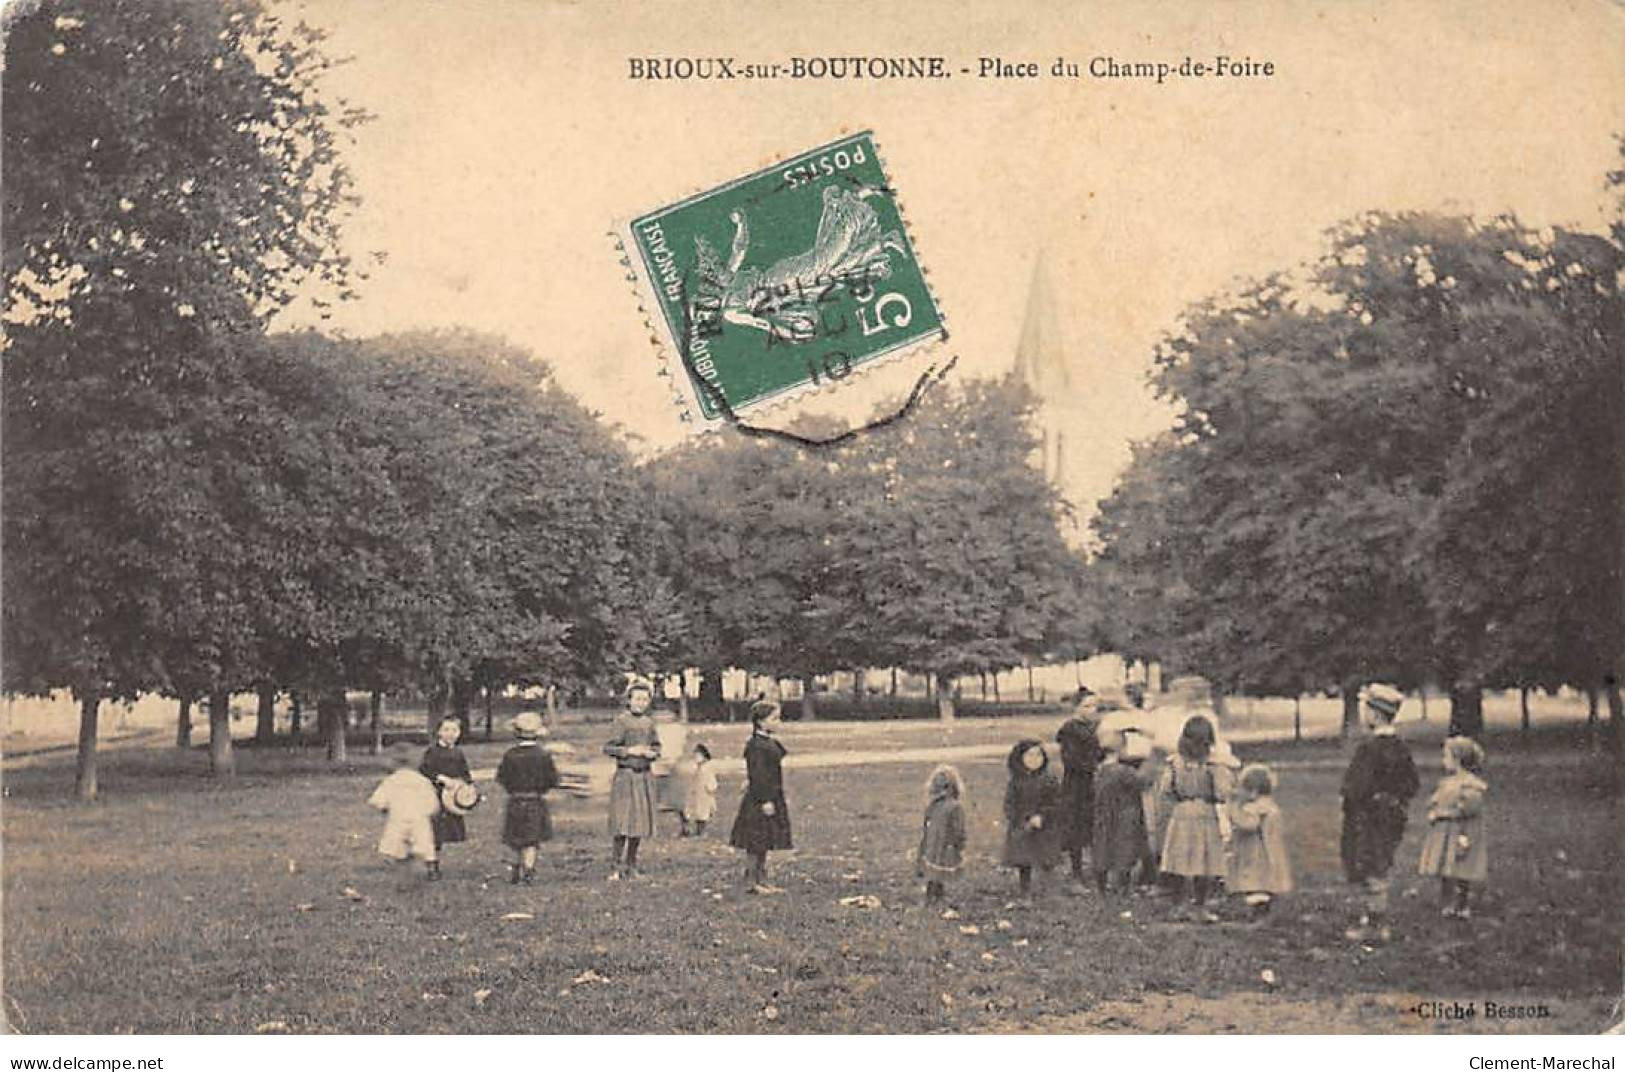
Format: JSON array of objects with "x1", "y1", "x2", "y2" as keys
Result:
[
  {"x1": 1340, "y1": 684, "x2": 1420, "y2": 941},
  {"x1": 497, "y1": 712, "x2": 560, "y2": 885},
  {"x1": 369, "y1": 745, "x2": 442, "y2": 878}
]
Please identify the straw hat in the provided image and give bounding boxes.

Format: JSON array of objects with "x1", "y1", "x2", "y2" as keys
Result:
[
  {"x1": 1363, "y1": 683, "x2": 1405, "y2": 720},
  {"x1": 512, "y1": 711, "x2": 545, "y2": 740},
  {"x1": 624, "y1": 675, "x2": 655, "y2": 698},
  {"x1": 441, "y1": 780, "x2": 481, "y2": 816}
]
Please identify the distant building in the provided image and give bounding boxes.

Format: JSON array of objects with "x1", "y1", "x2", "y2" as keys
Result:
[{"x1": 1013, "y1": 251, "x2": 1073, "y2": 486}]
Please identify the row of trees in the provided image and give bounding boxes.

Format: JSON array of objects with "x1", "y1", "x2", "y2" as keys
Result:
[
  {"x1": 644, "y1": 378, "x2": 1091, "y2": 721},
  {"x1": 1086, "y1": 203, "x2": 1624, "y2": 739}
]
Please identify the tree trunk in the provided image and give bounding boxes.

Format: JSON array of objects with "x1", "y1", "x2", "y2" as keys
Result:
[
  {"x1": 699, "y1": 668, "x2": 724, "y2": 717},
  {"x1": 677, "y1": 677, "x2": 690, "y2": 723},
  {"x1": 979, "y1": 672, "x2": 988, "y2": 701},
  {"x1": 936, "y1": 673, "x2": 955, "y2": 722},
  {"x1": 208, "y1": 689, "x2": 235, "y2": 777},
  {"x1": 1341, "y1": 685, "x2": 1361, "y2": 740},
  {"x1": 853, "y1": 669, "x2": 865, "y2": 706},
  {"x1": 1605, "y1": 673, "x2": 1623, "y2": 757},
  {"x1": 255, "y1": 683, "x2": 276, "y2": 743},
  {"x1": 1420, "y1": 687, "x2": 1428, "y2": 721},
  {"x1": 1212, "y1": 689, "x2": 1228, "y2": 719},
  {"x1": 1293, "y1": 694, "x2": 1302, "y2": 743},
  {"x1": 890, "y1": 667, "x2": 898, "y2": 698},
  {"x1": 546, "y1": 684, "x2": 559, "y2": 726},
  {"x1": 1448, "y1": 682, "x2": 1484, "y2": 740},
  {"x1": 74, "y1": 689, "x2": 101, "y2": 801},
  {"x1": 991, "y1": 672, "x2": 1001, "y2": 704},
  {"x1": 427, "y1": 679, "x2": 448, "y2": 735},
  {"x1": 1586, "y1": 685, "x2": 1599, "y2": 727},
  {"x1": 1026, "y1": 664, "x2": 1035, "y2": 702},
  {"x1": 175, "y1": 696, "x2": 192, "y2": 750},
  {"x1": 450, "y1": 678, "x2": 473, "y2": 738},
  {"x1": 321, "y1": 691, "x2": 347, "y2": 763},
  {"x1": 1519, "y1": 685, "x2": 1530, "y2": 735},
  {"x1": 483, "y1": 685, "x2": 495, "y2": 741},
  {"x1": 800, "y1": 675, "x2": 817, "y2": 722},
  {"x1": 289, "y1": 692, "x2": 303, "y2": 738},
  {"x1": 370, "y1": 690, "x2": 384, "y2": 755}
]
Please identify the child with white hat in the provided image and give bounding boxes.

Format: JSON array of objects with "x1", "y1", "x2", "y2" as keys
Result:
[{"x1": 497, "y1": 712, "x2": 560, "y2": 885}]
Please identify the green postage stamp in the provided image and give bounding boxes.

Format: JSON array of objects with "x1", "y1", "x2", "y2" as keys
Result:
[{"x1": 620, "y1": 132, "x2": 946, "y2": 425}]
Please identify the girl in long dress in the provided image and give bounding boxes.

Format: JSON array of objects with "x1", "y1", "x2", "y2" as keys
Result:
[
  {"x1": 1157, "y1": 716, "x2": 1233, "y2": 921},
  {"x1": 603, "y1": 678, "x2": 661, "y2": 880},
  {"x1": 730, "y1": 700, "x2": 792, "y2": 893},
  {"x1": 419, "y1": 717, "x2": 472, "y2": 880}
]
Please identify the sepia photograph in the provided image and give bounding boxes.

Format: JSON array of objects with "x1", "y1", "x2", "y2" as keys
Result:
[{"x1": 2, "y1": 0, "x2": 1622, "y2": 1049}]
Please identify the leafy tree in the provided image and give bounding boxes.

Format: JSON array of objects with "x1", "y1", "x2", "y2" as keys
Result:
[
  {"x1": 3, "y1": 0, "x2": 364, "y2": 794},
  {"x1": 1095, "y1": 206, "x2": 1623, "y2": 738}
]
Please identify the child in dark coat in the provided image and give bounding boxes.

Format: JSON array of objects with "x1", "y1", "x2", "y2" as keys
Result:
[
  {"x1": 1002, "y1": 739, "x2": 1062, "y2": 895},
  {"x1": 730, "y1": 700, "x2": 792, "y2": 893},
  {"x1": 1092, "y1": 729, "x2": 1147, "y2": 895},
  {"x1": 917, "y1": 764, "x2": 967, "y2": 903},
  {"x1": 1340, "y1": 684, "x2": 1420, "y2": 942},
  {"x1": 420, "y1": 717, "x2": 472, "y2": 880},
  {"x1": 496, "y1": 712, "x2": 560, "y2": 885},
  {"x1": 1056, "y1": 694, "x2": 1103, "y2": 882}
]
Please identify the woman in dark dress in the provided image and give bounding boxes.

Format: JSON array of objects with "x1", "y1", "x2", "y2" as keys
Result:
[
  {"x1": 420, "y1": 717, "x2": 472, "y2": 879},
  {"x1": 730, "y1": 699, "x2": 792, "y2": 893},
  {"x1": 1056, "y1": 692, "x2": 1103, "y2": 882}
]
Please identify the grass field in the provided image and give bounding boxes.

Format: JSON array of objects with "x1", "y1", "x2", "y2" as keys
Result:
[{"x1": 2, "y1": 725, "x2": 1620, "y2": 1034}]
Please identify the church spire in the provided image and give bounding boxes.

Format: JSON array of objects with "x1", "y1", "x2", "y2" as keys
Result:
[{"x1": 1014, "y1": 251, "x2": 1071, "y2": 483}]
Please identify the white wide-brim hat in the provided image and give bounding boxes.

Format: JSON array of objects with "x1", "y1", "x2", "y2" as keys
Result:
[{"x1": 441, "y1": 780, "x2": 480, "y2": 816}]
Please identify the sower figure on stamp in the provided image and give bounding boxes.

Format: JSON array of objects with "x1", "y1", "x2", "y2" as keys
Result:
[
  {"x1": 604, "y1": 677, "x2": 661, "y2": 880},
  {"x1": 698, "y1": 185, "x2": 906, "y2": 341},
  {"x1": 1340, "y1": 684, "x2": 1420, "y2": 943},
  {"x1": 420, "y1": 717, "x2": 473, "y2": 880},
  {"x1": 1056, "y1": 690, "x2": 1104, "y2": 883},
  {"x1": 730, "y1": 699, "x2": 792, "y2": 894}
]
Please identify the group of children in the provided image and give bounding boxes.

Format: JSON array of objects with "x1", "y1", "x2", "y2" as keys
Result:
[
  {"x1": 368, "y1": 680, "x2": 1491, "y2": 937},
  {"x1": 915, "y1": 683, "x2": 1491, "y2": 935},
  {"x1": 367, "y1": 678, "x2": 728, "y2": 885}
]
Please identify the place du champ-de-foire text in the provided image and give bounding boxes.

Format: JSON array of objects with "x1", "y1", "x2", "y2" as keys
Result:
[{"x1": 626, "y1": 54, "x2": 1275, "y2": 85}]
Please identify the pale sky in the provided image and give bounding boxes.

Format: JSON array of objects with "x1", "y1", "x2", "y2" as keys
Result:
[{"x1": 279, "y1": 0, "x2": 1625, "y2": 513}]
